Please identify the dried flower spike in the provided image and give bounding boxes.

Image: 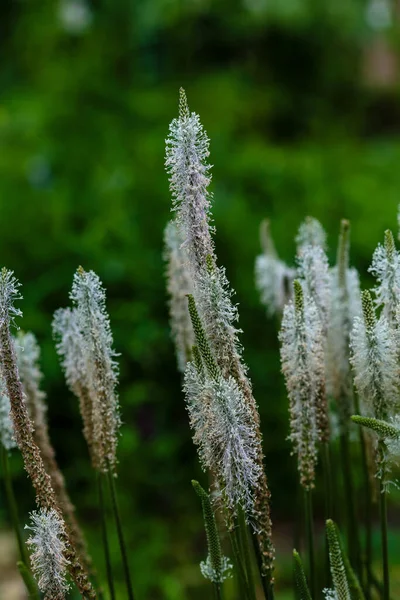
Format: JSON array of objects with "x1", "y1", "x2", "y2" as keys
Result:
[
  {"x1": 26, "y1": 508, "x2": 70, "y2": 600},
  {"x1": 369, "y1": 229, "x2": 400, "y2": 325},
  {"x1": 0, "y1": 376, "x2": 16, "y2": 450}
]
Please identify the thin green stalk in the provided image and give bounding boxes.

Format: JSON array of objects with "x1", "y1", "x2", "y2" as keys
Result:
[
  {"x1": 229, "y1": 529, "x2": 250, "y2": 600},
  {"x1": 354, "y1": 391, "x2": 373, "y2": 600},
  {"x1": 304, "y1": 488, "x2": 316, "y2": 600},
  {"x1": 214, "y1": 582, "x2": 222, "y2": 600},
  {"x1": 321, "y1": 443, "x2": 333, "y2": 587},
  {"x1": 379, "y1": 480, "x2": 389, "y2": 600},
  {"x1": 1, "y1": 445, "x2": 30, "y2": 567},
  {"x1": 237, "y1": 509, "x2": 257, "y2": 600},
  {"x1": 98, "y1": 473, "x2": 115, "y2": 600},
  {"x1": 17, "y1": 561, "x2": 40, "y2": 600},
  {"x1": 107, "y1": 470, "x2": 135, "y2": 600},
  {"x1": 340, "y1": 432, "x2": 362, "y2": 578}
]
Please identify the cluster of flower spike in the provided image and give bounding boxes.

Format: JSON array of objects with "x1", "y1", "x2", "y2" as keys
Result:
[{"x1": 165, "y1": 89, "x2": 274, "y2": 578}]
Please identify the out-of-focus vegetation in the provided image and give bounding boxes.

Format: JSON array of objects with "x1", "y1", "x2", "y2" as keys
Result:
[{"x1": 1, "y1": 0, "x2": 400, "y2": 597}]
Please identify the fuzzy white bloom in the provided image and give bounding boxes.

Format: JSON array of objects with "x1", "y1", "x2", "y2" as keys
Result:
[
  {"x1": 15, "y1": 332, "x2": 47, "y2": 429},
  {"x1": 69, "y1": 268, "x2": 121, "y2": 472},
  {"x1": 326, "y1": 265, "x2": 361, "y2": 425},
  {"x1": 0, "y1": 268, "x2": 22, "y2": 327},
  {"x1": 26, "y1": 508, "x2": 70, "y2": 599},
  {"x1": 369, "y1": 230, "x2": 400, "y2": 324},
  {"x1": 255, "y1": 254, "x2": 294, "y2": 316},
  {"x1": 165, "y1": 88, "x2": 214, "y2": 274},
  {"x1": 0, "y1": 377, "x2": 16, "y2": 450},
  {"x1": 53, "y1": 307, "x2": 87, "y2": 393},
  {"x1": 164, "y1": 220, "x2": 194, "y2": 372},
  {"x1": 279, "y1": 282, "x2": 326, "y2": 488},
  {"x1": 350, "y1": 291, "x2": 399, "y2": 421},
  {"x1": 185, "y1": 363, "x2": 261, "y2": 514},
  {"x1": 255, "y1": 219, "x2": 294, "y2": 316},
  {"x1": 296, "y1": 217, "x2": 327, "y2": 254},
  {"x1": 200, "y1": 555, "x2": 232, "y2": 583},
  {"x1": 297, "y1": 244, "x2": 330, "y2": 330}
]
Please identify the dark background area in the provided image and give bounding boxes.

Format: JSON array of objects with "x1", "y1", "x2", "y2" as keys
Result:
[{"x1": 1, "y1": 0, "x2": 400, "y2": 597}]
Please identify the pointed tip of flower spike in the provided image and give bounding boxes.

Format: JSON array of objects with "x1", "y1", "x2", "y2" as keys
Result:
[
  {"x1": 351, "y1": 414, "x2": 400, "y2": 439},
  {"x1": 384, "y1": 229, "x2": 396, "y2": 260},
  {"x1": 361, "y1": 290, "x2": 376, "y2": 329},
  {"x1": 260, "y1": 219, "x2": 278, "y2": 258},
  {"x1": 179, "y1": 88, "x2": 190, "y2": 121},
  {"x1": 293, "y1": 280, "x2": 304, "y2": 315}
]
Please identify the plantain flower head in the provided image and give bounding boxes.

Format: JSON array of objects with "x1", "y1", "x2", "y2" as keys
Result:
[
  {"x1": 279, "y1": 281, "x2": 325, "y2": 489},
  {"x1": 296, "y1": 244, "x2": 330, "y2": 331},
  {"x1": 350, "y1": 290, "x2": 399, "y2": 421},
  {"x1": 369, "y1": 229, "x2": 400, "y2": 325},
  {"x1": 26, "y1": 508, "x2": 70, "y2": 600},
  {"x1": 164, "y1": 220, "x2": 194, "y2": 372},
  {"x1": 15, "y1": 331, "x2": 47, "y2": 429},
  {"x1": 0, "y1": 268, "x2": 22, "y2": 327},
  {"x1": 296, "y1": 217, "x2": 327, "y2": 254},
  {"x1": 0, "y1": 377, "x2": 16, "y2": 450}
]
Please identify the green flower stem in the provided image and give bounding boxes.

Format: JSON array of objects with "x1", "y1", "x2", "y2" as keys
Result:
[
  {"x1": 107, "y1": 470, "x2": 135, "y2": 600},
  {"x1": 251, "y1": 531, "x2": 274, "y2": 600},
  {"x1": 339, "y1": 432, "x2": 362, "y2": 578},
  {"x1": 304, "y1": 488, "x2": 316, "y2": 600},
  {"x1": 17, "y1": 561, "x2": 40, "y2": 600},
  {"x1": 98, "y1": 473, "x2": 115, "y2": 600},
  {"x1": 379, "y1": 476, "x2": 389, "y2": 600},
  {"x1": 293, "y1": 550, "x2": 312, "y2": 600},
  {"x1": 322, "y1": 442, "x2": 333, "y2": 587},
  {"x1": 0, "y1": 445, "x2": 30, "y2": 568},
  {"x1": 229, "y1": 528, "x2": 251, "y2": 600},
  {"x1": 237, "y1": 509, "x2": 257, "y2": 600}
]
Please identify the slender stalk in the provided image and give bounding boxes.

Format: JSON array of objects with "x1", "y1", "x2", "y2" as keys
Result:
[
  {"x1": 214, "y1": 582, "x2": 222, "y2": 600},
  {"x1": 107, "y1": 470, "x2": 135, "y2": 600},
  {"x1": 354, "y1": 391, "x2": 373, "y2": 600},
  {"x1": 0, "y1": 445, "x2": 30, "y2": 567},
  {"x1": 321, "y1": 442, "x2": 333, "y2": 587},
  {"x1": 251, "y1": 531, "x2": 274, "y2": 600},
  {"x1": 229, "y1": 529, "x2": 250, "y2": 600},
  {"x1": 379, "y1": 480, "x2": 389, "y2": 600},
  {"x1": 340, "y1": 432, "x2": 362, "y2": 578},
  {"x1": 17, "y1": 561, "x2": 40, "y2": 600},
  {"x1": 237, "y1": 509, "x2": 257, "y2": 600},
  {"x1": 98, "y1": 474, "x2": 115, "y2": 600},
  {"x1": 304, "y1": 488, "x2": 316, "y2": 600}
]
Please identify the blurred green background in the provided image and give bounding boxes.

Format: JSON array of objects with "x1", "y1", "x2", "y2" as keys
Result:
[{"x1": 1, "y1": 0, "x2": 400, "y2": 597}]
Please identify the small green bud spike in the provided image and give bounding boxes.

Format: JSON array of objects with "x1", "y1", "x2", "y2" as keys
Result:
[
  {"x1": 361, "y1": 290, "x2": 376, "y2": 330},
  {"x1": 192, "y1": 345, "x2": 205, "y2": 381},
  {"x1": 293, "y1": 280, "x2": 304, "y2": 318},
  {"x1": 337, "y1": 219, "x2": 350, "y2": 289},
  {"x1": 333, "y1": 523, "x2": 365, "y2": 600},
  {"x1": 187, "y1": 294, "x2": 219, "y2": 380},
  {"x1": 179, "y1": 88, "x2": 190, "y2": 121},
  {"x1": 384, "y1": 230, "x2": 396, "y2": 262},
  {"x1": 351, "y1": 415, "x2": 400, "y2": 440},
  {"x1": 293, "y1": 550, "x2": 312, "y2": 600},
  {"x1": 260, "y1": 219, "x2": 278, "y2": 258},
  {"x1": 192, "y1": 480, "x2": 223, "y2": 582},
  {"x1": 326, "y1": 519, "x2": 352, "y2": 600}
]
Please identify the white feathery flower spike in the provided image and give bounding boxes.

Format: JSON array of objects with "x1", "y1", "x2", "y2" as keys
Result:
[
  {"x1": 279, "y1": 281, "x2": 325, "y2": 489},
  {"x1": 326, "y1": 221, "x2": 361, "y2": 429},
  {"x1": 255, "y1": 219, "x2": 294, "y2": 316},
  {"x1": 185, "y1": 362, "x2": 261, "y2": 514},
  {"x1": 69, "y1": 268, "x2": 121, "y2": 473},
  {"x1": 369, "y1": 229, "x2": 400, "y2": 325},
  {"x1": 296, "y1": 244, "x2": 330, "y2": 331},
  {"x1": 53, "y1": 307, "x2": 87, "y2": 393},
  {"x1": 200, "y1": 555, "x2": 233, "y2": 584},
  {"x1": 165, "y1": 87, "x2": 214, "y2": 275},
  {"x1": 26, "y1": 508, "x2": 70, "y2": 600},
  {"x1": 296, "y1": 217, "x2": 327, "y2": 255},
  {"x1": 15, "y1": 331, "x2": 47, "y2": 430},
  {"x1": 164, "y1": 220, "x2": 194, "y2": 372},
  {"x1": 350, "y1": 290, "x2": 399, "y2": 422},
  {"x1": 0, "y1": 268, "x2": 22, "y2": 327},
  {"x1": 0, "y1": 376, "x2": 16, "y2": 450}
]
